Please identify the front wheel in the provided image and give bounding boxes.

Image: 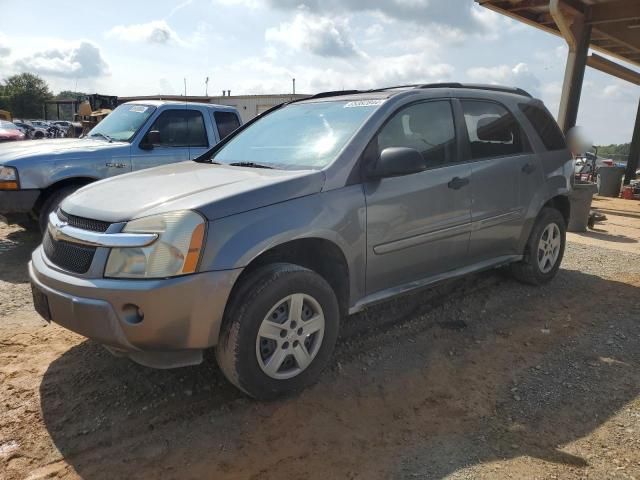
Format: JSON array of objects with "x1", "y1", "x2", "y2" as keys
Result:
[
  {"x1": 216, "y1": 263, "x2": 340, "y2": 400},
  {"x1": 511, "y1": 207, "x2": 566, "y2": 285}
]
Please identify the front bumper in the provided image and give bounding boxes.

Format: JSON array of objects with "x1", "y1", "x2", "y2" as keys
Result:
[
  {"x1": 0, "y1": 189, "x2": 40, "y2": 214},
  {"x1": 29, "y1": 246, "x2": 243, "y2": 368}
]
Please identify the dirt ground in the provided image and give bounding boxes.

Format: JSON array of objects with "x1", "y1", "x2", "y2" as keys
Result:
[{"x1": 1, "y1": 197, "x2": 639, "y2": 480}]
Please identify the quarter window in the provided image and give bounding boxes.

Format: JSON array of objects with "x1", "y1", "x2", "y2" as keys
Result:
[
  {"x1": 376, "y1": 101, "x2": 457, "y2": 168},
  {"x1": 461, "y1": 100, "x2": 528, "y2": 160},
  {"x1": 149, "y1": 110, "x2": 208, "y2": 147},
  {"x1": 519, "y1": 103, "x2": 566, "y2": 151},
  {"x1": 214, "y1": 111, "x2": 241, "y2": 140}
]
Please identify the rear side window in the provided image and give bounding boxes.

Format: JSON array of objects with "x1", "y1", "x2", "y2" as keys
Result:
[
  {"x1": 519, "y1": 103, "x2": 566, "y2": 151},
  {"x1": 376, "y1": 100, "x2": 457, "y2": 168},
  {"x1": 461, "y1": 100, "x2": 528, "y2": 160},
  {"x1": 214, "y1": 111, "x2": 241, "y2": 140}
]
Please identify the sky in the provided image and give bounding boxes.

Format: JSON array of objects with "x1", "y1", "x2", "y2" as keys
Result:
[{"x1": 0, "y1": 0, "x2": 638, "y2": 144}]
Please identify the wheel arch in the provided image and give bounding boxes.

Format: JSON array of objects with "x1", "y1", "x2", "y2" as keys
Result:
[
  {"x1": 227, "y1": 237, "x2": 351, "y2": 318},
  {"x1": 33, "y1": 176, "x2": 98, "y2": 214}
]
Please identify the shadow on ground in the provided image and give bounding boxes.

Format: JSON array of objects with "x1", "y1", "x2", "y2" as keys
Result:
[
  {"x1": 39, "y1": 268, "x2": 640, "y2": 479},
  {"x1": 0, "y1": 225, "x2": 41, "y2": 284}
]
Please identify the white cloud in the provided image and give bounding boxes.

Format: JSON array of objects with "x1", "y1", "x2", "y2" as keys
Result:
[
  {"x1": 266, "y1": 11, "x2": 363, "y2": 58},
  {"x1": 0, "y1": 33, "x2": 10, "y2": 58},
  {"x1": 466, "y1": 62, "x2": 541, "y2": 95},
  {"x1": 600, "y1": 82, "x2": 637, "y2": 103},
  {"x1": 225, "y1": 51, "x2": 454, "y2": 93},
  {"x1": 13, "y1": 41, "x2": 109, "y2": 78},
  {"x1": 107, "y1": 20, "x2": 180, "y2": 44},
  {"x1": 264, "y1": 0, "x2": 502, "y2": 37}
]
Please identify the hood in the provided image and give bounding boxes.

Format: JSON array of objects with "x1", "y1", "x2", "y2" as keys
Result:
[
  {"x1": 61, "y1": 161, "x2": 326, "y2": 222},
  {"x1": 0, "y1": 138, "x2": 125, "y2": 164}
]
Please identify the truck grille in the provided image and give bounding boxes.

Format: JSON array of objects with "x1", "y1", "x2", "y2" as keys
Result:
[
  {"x1": 57, "y1": 209, "x2": 111, "y2": 233},
  {"x1": 43, "y1": 232, "x2": 96, "y2": 274}
]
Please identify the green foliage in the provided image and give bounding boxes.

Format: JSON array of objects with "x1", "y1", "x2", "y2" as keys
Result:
[
  {"x1": 595, "y1": 143, "x2": 631, "y2": 160},
  {"x1": 1, "y1": 73, "x2": 53, "y2": 119}
]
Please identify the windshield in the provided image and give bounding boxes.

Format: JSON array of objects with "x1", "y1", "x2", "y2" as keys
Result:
[
  {"x1": 212, "y1": 100, "x2": 381, "y2": 169},
  {"x1": 87, "y1": 104, "x2": 156, "y2": 142}
]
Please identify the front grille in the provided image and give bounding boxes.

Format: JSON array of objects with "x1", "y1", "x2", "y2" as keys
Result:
[
  {"x1": 43, "y1": 231, "x2": 96, "y2": 274},
  {"x1": 58, "y1": 209, "x2": 111, "y2": 233}
]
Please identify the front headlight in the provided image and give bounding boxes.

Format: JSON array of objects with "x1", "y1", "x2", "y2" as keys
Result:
[
  {"x1": 0, "y1": 166, "x2": 19, "y2": 190},
  {"x1": 105, "y1": 210, "x2": 206, "y2": 279}
]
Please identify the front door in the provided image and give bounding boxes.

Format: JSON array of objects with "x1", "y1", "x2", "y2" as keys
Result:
[
  {"x1": 364, "y1": 100, "x2": 472, "y2": 295},
  {"x1": 132, "y1": 108, "x2": 202, "y2": 170}
]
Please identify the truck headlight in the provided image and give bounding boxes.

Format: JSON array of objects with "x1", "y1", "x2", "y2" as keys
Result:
[
  {"x1": 0, "y1": 166, "x2": 19, "y2": 190},
  {"x1": 105, "y1": 210, "x2": 206, "y2": 279}
]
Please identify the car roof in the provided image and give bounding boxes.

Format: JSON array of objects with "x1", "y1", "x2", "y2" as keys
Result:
[
  {"x1": 122, "y1": 100, "x2": 239, "y2": 112},
  {"x1": 294, "y1": 83, "x2": 536, "y2": 105}
]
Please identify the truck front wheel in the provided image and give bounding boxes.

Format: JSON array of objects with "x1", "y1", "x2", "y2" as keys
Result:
[{"x1": 38, "y1": 186, "x2": 80, "y2": 233}]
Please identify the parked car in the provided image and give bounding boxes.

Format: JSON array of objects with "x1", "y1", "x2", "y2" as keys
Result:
[
  {"x1": 0, "y1": 120, "x2": 25, "y2": 142},
  {"x1": 0, "y1": 101, "x2": 242, "y2": 230},
  {"x1": 29, "y1": 120, "x2": 51, "y2": 129},
  {"x1": 13, "y1": 121, "x2": 48, "y2": 139},
  {"x1": 29, "y1": 84, "x2": 572, "y2": 399},
  {"x1": 51, "y1": 120, "x2": 73, "y2": 133}
]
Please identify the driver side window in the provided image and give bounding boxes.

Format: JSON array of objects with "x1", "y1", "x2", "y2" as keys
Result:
[
  {"x1": 148, "y1": 110, "x2": 208, "y2": 147},
  {"x1": 377, "y1": 101, "x2": 457, "y2": 169}
]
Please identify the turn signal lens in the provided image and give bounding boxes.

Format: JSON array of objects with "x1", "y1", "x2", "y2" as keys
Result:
[
  {"x1": 182, "y1": 223, "x2": 205, "y2": 274},
  {"x1": 0, "y1": 181, "x2": 18, "y2": 190}
]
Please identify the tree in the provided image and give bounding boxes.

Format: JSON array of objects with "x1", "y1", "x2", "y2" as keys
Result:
[{"x1": 2, "y1": 73, "x2": 53, "y2": 119}]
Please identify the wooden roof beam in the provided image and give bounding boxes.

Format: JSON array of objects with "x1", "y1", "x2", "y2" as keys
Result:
[
  {"x1": 587, "y1": 53, "x2": 640, "y2": 86},
  {"x1": 589, "y1": 0, "x2": 640, "y2": 26}
]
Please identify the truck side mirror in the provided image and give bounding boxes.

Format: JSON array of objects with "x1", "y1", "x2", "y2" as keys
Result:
[{"x1": 141, "y1": 130, "x2": 160, "y2": 150}]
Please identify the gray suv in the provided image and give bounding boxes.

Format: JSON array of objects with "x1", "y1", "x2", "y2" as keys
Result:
[{"x1": 29, "y1": 84, "x2": 572, "y2": 399}]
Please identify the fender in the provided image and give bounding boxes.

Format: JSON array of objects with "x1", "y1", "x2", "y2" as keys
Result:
[{"x1": 200, "y1": 185, "x2": 367, "y2": 307}]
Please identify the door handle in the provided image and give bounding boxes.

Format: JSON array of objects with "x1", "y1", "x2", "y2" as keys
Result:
[
  {"x1": 522, "y1": 162, "x2": 537, "y2": 174},
  {"x1": 106, "y1": 162, "x2": 127, "y2": 169},
  {"x1": 447, "y1": 176, "x2": 469, "y2": 190}
]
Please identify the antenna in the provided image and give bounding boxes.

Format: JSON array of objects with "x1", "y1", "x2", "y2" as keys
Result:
[
  {"x1": 205, "y1": 77, "x2": 209, "y2": 96},
  {"x1": 184, "y1": 78, "x2": 187, "y2": 96},
  {"x1": 292, "y1": 78, "x2": 296, "y2": 95}
]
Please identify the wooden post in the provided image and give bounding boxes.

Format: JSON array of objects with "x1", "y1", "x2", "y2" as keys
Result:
[{"x1": 624, "y1": 98, "x2": 640, "y2": 185}]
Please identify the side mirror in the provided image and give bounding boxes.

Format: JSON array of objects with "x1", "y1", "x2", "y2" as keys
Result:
[
  {"x1": 368, "y1": 147, "x2": 426, "y2": 178},
  {"x1": 141, "y1": 130, "x2": 160, "y2": 150}
]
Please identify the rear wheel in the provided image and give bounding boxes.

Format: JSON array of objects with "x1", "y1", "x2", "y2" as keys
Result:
[
  {"x1": 216, "y1": 263, "x2": 339, "y2": 400},
  {"x1": 511, "y1": 207, "x2": 566, "y2": 285}
]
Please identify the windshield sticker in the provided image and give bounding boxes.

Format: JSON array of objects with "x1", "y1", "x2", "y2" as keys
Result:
[
  {"x1": 129, "y1": 105, "x2": 149, "y2": 113},
  {"x1": 344, "y1": 99, "x2": 385, "y2": 108}
]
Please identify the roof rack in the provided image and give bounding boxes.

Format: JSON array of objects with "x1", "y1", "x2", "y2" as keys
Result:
[
  {"x1": 298, "y1": 83, "x2": 533, "y2": 103},
  {"x1": 418, "y1": 82, "x2": 532, "y2": 98}
]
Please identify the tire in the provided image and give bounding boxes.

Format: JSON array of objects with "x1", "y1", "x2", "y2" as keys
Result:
[
  {"x1": 510, "y1": 207, "x2": 566, "y2": 286},
  {"x1": 216, "y1": 263, "x2": 340, "y2": 400},
  {"x1": 38, "y1": 186, "x2": 80, "y2": 233},
  {"x1": 34, "y1": 131, "x2": 44, "y2": 139}
]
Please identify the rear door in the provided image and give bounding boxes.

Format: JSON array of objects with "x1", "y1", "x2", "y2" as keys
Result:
[
  {"x1": 364, "y1": 100, "x2": 472, "y2": 295},
  {"x1": 460, "y1": 99, "x2": 535, "y2": 263}
]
